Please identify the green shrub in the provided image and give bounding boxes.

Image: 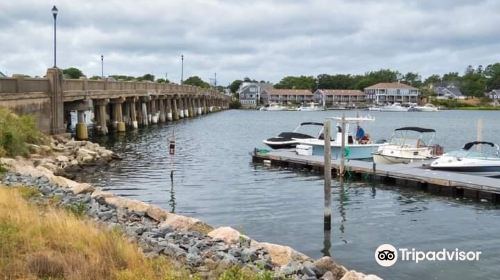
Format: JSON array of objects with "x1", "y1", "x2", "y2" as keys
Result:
[
  {"x1": 0, "y1": 107, "x2": 45, "y2": 157},
  {"x1": 229, "y1": 100, "x2": 242, "y2": 109}
]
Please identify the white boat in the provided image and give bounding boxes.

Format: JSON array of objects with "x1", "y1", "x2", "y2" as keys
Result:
[
  {"x1": 297, "y1": 102, "x2": 323, "y2": 111},
  {"x1": 414, "y1": 103, "x2": 439, "y2": 112},
  {"x1": 260, "y1": 103, "x2": 287, "y2": 111},
  {"x1": 368, "y1": 106, "x2": 381, "y2": 111},
  {"x1": 379, "y1": 103, "x2": 410, "y2": 112},
  {"x1": 263, "y1": 122, "x2": 324, "y2": 149},
  {"x1": 296, "y1": 116, "x2": 382, "y2": 160},
  {"x1": 373, "y1": 127, "x2": 443, "y2": 164},
  {"x1": 430, "y1": 141, "x2": 500, "y2": 177}
]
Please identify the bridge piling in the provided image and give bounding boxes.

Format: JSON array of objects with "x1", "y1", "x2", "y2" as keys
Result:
[
  {"x1": 141, "y1": 99, "x2": 149, "y2": 126},
  {"x1": 172, "y1": 96, "x2": 179, "y2": 120},
  {"x1": 178, "y1": 97, "x2": 185, "y2": 118},
  {"x1": 75, "y1": 110, "x2": 88, "y2": 140},
  {"x1": 129, "y1": 98, "x2": 138, "y2": 129},
  {"x1": 159, "y1": 97, "x2": 166, "y2": 123},
  {"x1": 166, "y1": 96, "x2": 173, "y2": 121}
]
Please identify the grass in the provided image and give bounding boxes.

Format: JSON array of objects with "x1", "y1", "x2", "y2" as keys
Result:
[
  {"x1": 0, "y1": 186, "x2": 194, "y2": 280},
  {"x1": 0, "y1": 186, "x2": 278, "y2": 280},
  {"x1": 0, "y1": 107, "x2": 46, "y2": 157}
]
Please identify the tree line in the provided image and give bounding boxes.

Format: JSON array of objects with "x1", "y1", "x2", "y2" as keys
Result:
[{"x1": 229, "y1": 63, "x2": 500, "y2": 98}]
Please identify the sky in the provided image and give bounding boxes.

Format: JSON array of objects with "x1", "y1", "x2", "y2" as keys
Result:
[{"x1": 1, "y1": 0, "x2": 500, "y2": 85}]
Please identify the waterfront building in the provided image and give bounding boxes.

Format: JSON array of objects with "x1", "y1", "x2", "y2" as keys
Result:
[
  {"x1": 237, "y1": 82, "x2": 271, "y2": 108},
  {"x1": 364, "y1": 82, "x2": 420, "y2": 104},
  {"x1": 261, "y1": 88, "x2": 313, "y2": 105},
  {"x1": 432, "y1": 82, "x2": 465, "y2": 100},
  {"x1": 313, "y1": 89, "x2": 366, "y2": 108}
]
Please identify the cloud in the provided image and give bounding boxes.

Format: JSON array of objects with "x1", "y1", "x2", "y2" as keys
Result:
[{"x1": 0, "y1": 0, "x2": 499, "y2": 84}]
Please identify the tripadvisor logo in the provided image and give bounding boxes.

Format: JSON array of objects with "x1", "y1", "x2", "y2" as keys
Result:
[{"x1": 375, "y1": 244, "x2": 482, "y2": 267}]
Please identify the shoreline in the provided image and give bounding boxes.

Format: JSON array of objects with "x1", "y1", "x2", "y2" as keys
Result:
[{"x1": 0, "y1": 135, "x2": 381, "y2": 280}]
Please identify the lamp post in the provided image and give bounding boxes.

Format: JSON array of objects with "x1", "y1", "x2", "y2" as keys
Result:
[
  {"x1": 181, "y1": 54, "x2": 184, "y2": 84},
  {"x1": 101, "y1": 55, "x2": 104, "y2": 79},
  {"x1": 51, "y1": 5, "x2": 58, "y2": 68}
]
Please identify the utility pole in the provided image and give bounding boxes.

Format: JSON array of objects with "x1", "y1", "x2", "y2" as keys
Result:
[
  {"x1": 101, "y1": 55, "x2": 104, "y2": 79},
  {"x1": 181, "y1": 54, "x2": 184, "y2": 84}
]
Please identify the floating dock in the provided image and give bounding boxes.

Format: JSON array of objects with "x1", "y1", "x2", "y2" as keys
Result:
[{"x1": 252, "y1": 149, "x2": 500, "y2": 202}]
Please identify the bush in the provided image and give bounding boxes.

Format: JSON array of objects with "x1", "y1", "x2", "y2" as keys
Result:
[
  {"x1": 0, "y1": 107, "x2": 45, "y2": 157},
  {"x1": 229, "y1": 100, "x2": 242, "y2": 109}
]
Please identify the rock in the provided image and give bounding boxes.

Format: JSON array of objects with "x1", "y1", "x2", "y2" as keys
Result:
[
  {"x1": 146, "y1": 206, "x2": 168, "y2": 221},
  {"x1": 162, "y1": 243, "x2": 186, "y2": 258},
  {"x1": 253, "y1": 242, "x2": 310, "y2": 266},
  {"x1": 240, "y1": 248, "x2": 258, "y2": 263},
  {"x1": 314, "y1": 256, "x2": 348, "y2": 279},
  {"x1": 302, "y1": 261, "x2": 317, "y2": 277},
  {"x1": 98, "y1": 210, "x2": 114, "y2": 221},
  {"x1": 159, "y1": 213, "x2": 212, "y2": 233},
  {"x1": 104, "y1": 196, "x2": 150, "y2": 213},
  {"x1": 55, "y1": 155, "x2": 70, "y2": 163},
  {"x1": 340, "y1": 270, "x2": 366, "y2": 280},
  {"x1": 207, "y1": 227, "x2": 250, "y2": 245},
  {"x1": 321, "y1": 271, "x2": 335, "y2": 280},
  {"x1": 70, "y1": 182, "x2": 94, "y2": 195},
  {"x1": 76, "y1": 148, "x2": 96, "y2": 163},
  {"x1": 279, "y1": 261, "x2": 302, "y2": 276},
  {"x1": 362, "y1": 275, "x2": 383, "y2": 280},
  {"x1": 186, "y1": 253, "x2": 202, "y2": 267}
]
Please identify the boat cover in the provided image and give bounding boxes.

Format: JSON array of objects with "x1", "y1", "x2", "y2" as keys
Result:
[
  {"x1": 463, "y1": 141, "x2": 495, "y2": 150},
  {"x1": 395, "y1": 127, "x2": 435, "y2": 133}
]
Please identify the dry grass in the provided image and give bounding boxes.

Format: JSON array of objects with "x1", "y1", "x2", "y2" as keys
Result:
[{"x1": 0, "y1": 186, "x2": 194, "y2": 280}]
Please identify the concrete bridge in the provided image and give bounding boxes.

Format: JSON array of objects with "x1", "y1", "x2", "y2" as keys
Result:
[{"x1": 0, "y1": 68, "x2": 230, "y2": 139}]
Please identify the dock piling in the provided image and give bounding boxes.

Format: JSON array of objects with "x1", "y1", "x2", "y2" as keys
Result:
[{"x1": 323, "y1": 120, "x2": 332, "y2": 231}]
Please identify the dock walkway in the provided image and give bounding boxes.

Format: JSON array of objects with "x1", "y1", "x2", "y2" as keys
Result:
[{"x1": 252, "y1": 149, "x2": 500, "y2": 200}]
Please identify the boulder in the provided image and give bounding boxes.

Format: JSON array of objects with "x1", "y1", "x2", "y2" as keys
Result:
[
  {"x1": 314, "y1": 256, "x2": 348, "y2": 279},
  {"x1": 340, "y1": 270, "x2": 366, "y2": 280},
  {"x1": 207, "y1": 227, "x2": 250, "y2": 245},
  {"x1": 91, "y1": 188, "x2": 116, "y2": 199},
  {"x1": 104, "y1": 196, "x2": 150, "y2": 213},
  {"x1": 146, "y1": 206, "x2": 169, "y2": 221},
  {"x1": 252, "y1": 242, "x2": 310, "y2": 266},
  {"x1": 76, "y1": 148, "x2": 96, "y2": 163},
  {"x1": 55, "y1": 155, "x2": 70, "y2": 163},
  {"x1": 321, "y1": 271, "x2": 335, "y2": 280},
  {"x1": 363, "y1": 275, "x2": 383, "y2": 280},
  {"x1": 159, "y1": 213, "x2": 212, "y2": 233}
]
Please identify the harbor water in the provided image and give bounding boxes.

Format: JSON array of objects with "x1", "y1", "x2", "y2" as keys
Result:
[{"x1": 79, "y1": 110, "x2": 500, "y2": 279}]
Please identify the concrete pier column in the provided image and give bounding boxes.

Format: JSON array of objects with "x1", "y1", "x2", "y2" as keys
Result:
[
  {"x1": 192, "y1": 97, "x2": 197, "y2": 116},
  {"x1": 159, "y1": 97, "x2": 166, "y2": 123},
  {"x1": 197, "y1": 98, "x2": 202, "y2": 115},
  {"x1": 111, "y1": 97, "x2": 126, "y2": 132},
  {"x1": 178, "y1": 97, "x2": 184, "y2": 119},
  {"x1": 150, "y1": 97, "x2": 158, "y2": 124},
  {"x1": 141, "y1": 98, "x2": 149, "y2": 126},
  {"x1": 76, "y1": 110, "x2": 88, "y2": 140},
  {"x1": 129, "y1": 98, "x2": 138, "y2": 129},
  {"x1": 172, "y1": 96, "x2": 179, "y2": 120},
  {"x1": 166, "y1": 96, "x2": 173, "y2": 121},
  {"x1": 202, "y1": 96, "x2": 208, "y2": 114},
  {"x1": 187, "y1": 96, "x2": 193, "y2": 117},
  {"x1": 94, "y1": 99, "x2": 109, "y2": 135},
  {"x1": 183, "y1": 97, "x2": 189, "y2": 118},
  {"x1": 123, "y1": 101, "x2": 130, "y2": 126}
]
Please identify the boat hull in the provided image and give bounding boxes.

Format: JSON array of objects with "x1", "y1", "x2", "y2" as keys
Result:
[
  {"x1": 373, "y1": 153, "x2": 430, "y2": 164},
  {"x1": 430, "y1": 155, "x2": 500, "y2": 177},
  {"x1": 307, "y1": 144, "x2": 379, "y2": 160}
]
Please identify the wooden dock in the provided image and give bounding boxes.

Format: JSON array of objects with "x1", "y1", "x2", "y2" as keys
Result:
[{"x1": 252, "y1": 149, "x2": 500, "y2": 202}]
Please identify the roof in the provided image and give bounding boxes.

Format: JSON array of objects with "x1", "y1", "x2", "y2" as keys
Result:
[
  {"x1": 434, "y1": 86, "x2": 463, "y2": 97},
  {"x1": 316, "y1": 89, "x2": 364, "y2": 96},
  {"x1": 0, "y1": 71, "x2": 6, "y2": 78},
  {"x1": 364, "y1": 82, "x2": 417, "y2": 90},
  {"x1": 263, "y1": 88, "x2": 313, "y2": 95}
]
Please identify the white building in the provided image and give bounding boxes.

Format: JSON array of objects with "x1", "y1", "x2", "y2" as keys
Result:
[
  {"x1": 364, "y1": 82, "x2": 420, "y2": 104},
  {"x1": 237, "y1": 82, "x2": 271, "y2": 108}
]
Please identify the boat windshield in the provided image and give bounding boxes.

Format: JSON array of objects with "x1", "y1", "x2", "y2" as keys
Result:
[
  {"x1": 448, "y1": 143, "x2": 500, "y2": 159},
  {"x1": 295, "y1": 122, "x2": 324, "y2": 137},
  {"x1": 389, "y1": 130, "x2": 435, "y2": 147}
]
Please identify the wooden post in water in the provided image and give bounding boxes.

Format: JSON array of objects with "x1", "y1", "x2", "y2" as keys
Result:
[
  {"x1": 324, "y1": 119, "x2": 332, "y2": 231},
  {"x1": 477, "y1": 118, "x2": 483, "y2": 152},
  {"x1": 340, "y1": 114, "x2": 346, "y2": 177}
]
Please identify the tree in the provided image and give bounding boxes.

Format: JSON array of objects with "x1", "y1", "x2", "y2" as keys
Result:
[
  {"x1": 484, "y1": 63, "x2": 500, "y2": 90},
  {"x1": 63, "y1": 67, "x2": 84, "y2": 79},
  {"x1": 89, "y1": 75, "x2": 101, "y2": 80},
  {"x1": 402, "y1": 72, "x2": 422, "y2": 87},
  {"x1": 424, "y1": 74, "x2": 441, "y2": 86},
  {"x1": 460, "y1": 66, "x2": 486, "y2": 97},
  {"x1": 353, "y1": 69, "x2": 400, "y2": 90},
  {"x1": 184, "y1": 76, "x2": 210, "y2": 88},
  {"x1": 442, "y1": 72, "x2": 460, "y2": 83},
  {"x1": 317, "y1": 74, "x2": 357, "y2": 89},
  {"x1": 229, "y1": 80, "x2": 243, "y2": 93},
  {"x1": 110, "y1": 75, "x2": 135, "y2": 81},
  {"x1": 274, "y1": 76, "x2": 316, "y2": 90},
  {"x1": 137, "y1": 74, "x2": 155, "y2": 82},
  {"x1": 156, "y1": 78, "x2": 169, "y2": 83}
]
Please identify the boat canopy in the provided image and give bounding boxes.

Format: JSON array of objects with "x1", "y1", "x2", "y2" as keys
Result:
[
  {"x1": 300, "y1": 122, "x2": 323, "y2": 126},
  {"x1": 463, "y1": 141, "x2": 497, "y2": 151},
  {"x1": 395, "y1": 127, "x2": 435, "y2": 133}
]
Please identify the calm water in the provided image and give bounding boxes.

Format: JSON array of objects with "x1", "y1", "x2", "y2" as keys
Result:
[{"x1": 81, "y1": 110, "x2": 500, "y2": 279}]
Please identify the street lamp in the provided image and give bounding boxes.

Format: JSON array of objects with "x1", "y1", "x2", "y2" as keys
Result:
[
  {"x1": 51, "y1": 5, "x2": 58, "y2": 68},
  {"x1": 181, "y1": 54, "x2": 184, "y2": 85},
  {"x1": 101, "y1": 55, "x2": 104, "y2": 79}
]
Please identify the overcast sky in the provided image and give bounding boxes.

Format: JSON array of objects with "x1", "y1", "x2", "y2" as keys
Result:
[{"x1": 1, "y1": 0, "x2": 500, "y2": 84}]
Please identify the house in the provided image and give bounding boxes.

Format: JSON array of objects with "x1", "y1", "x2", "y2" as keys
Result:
[
  {"x1": 487, "y1": 89, "x2": 500, "y2": 100},
  {"x1": 314, "y1": 89, "x2": 366, "y2": 108},
  {"x1": 261, "y1": 89, "x2": 313, "y2": 105},
  {"x1": 237, "y1": 82, "x2": 271, "y2": 108},
  {"x1": 432, "y1": 83, "x2": 465, "y2": 100},
  {"x1": 364, "y1": 82, "x2": 420, "y2": 104}
]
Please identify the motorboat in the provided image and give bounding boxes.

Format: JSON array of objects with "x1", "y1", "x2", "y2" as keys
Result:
[
  {"x1": 373, "y1": 127, "x2": 443, "y2": 164},
  {"x1": 263, "y1": 122, "x2": 324, "y2": 149},
  {"x1": 430, "y1": 141, "x2": 500, "y2": 177},
  {"x1": 296, "y1": 116, "x2": 382, "y2": 160},
  {"x1": 260, "y1": 103, "x2": 287, "y2": 111},
  {"x1": 297, "y1": 102, "x2": 323, "y2": 111},
  {"x1": 414, "y1": 103, "x2": 439, "y2": 112},
  {"x1": 379, "y1": 103, "x2": 410, "y2": 112},
  {"x1": 368, "y1": 106, "x2": 381, "y2": 111}
]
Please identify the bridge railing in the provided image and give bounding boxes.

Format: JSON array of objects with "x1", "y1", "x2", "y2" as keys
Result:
[{"x1": 0, "y1": 77, "x2": 50, "y2": 93}]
